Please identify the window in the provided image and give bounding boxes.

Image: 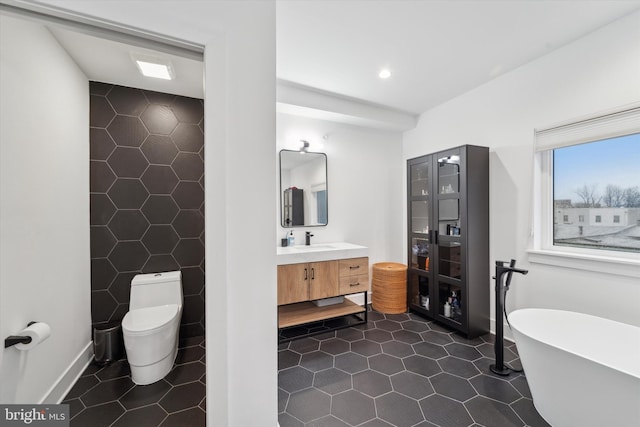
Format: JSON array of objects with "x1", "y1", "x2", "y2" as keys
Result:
[
  {"x1": 531, "y1": 104, "x2": 640, "y2": 277},
  {"x1": 552, "y1": 135, "x2": 638, "y2": 251}
]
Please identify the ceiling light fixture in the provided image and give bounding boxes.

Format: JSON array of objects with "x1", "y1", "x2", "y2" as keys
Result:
[
  {"x1": 378, "y1": 69, "x2": 391, "y2": 79},
  {"x1": 131, "y1": 53, "x2": 174, "y2": 80}
]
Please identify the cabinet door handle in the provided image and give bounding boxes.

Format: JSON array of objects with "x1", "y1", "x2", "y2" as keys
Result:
[
  {"x1": 350, "y1": 282, "x2": 360, "y2": 287},
  {"x1": 304, "y1": 268, "x2": 308, "y2": 280},
  {"x1": 311, "y1": 268, "x2": 315, "y2": 280},
  {"x1": 433, "y1": 230, "x2": 439, "y2": 245},
  {"x1": 349, "y1": 265, "x2": 360, "y2": 270}
]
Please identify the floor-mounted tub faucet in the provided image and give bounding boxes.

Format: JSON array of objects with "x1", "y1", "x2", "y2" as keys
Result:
[
  {"x1": 305, "y1": 232, "x2": 314, "y2": 246},
  {"x1": 491, "y1": 259, "x2": 528, "y2": 376}
]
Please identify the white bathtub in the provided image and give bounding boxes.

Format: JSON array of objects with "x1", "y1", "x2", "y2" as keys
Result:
[{"x1": 510, "y1": 308, "x2": 640, "y2": 427}]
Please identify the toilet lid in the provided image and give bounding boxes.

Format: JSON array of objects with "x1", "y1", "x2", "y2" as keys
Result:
[{"x1": 122, "y1": 304, "x2": 179, "y2": 334}]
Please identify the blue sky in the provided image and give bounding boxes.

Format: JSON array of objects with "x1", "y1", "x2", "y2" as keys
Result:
[{"x1": 554, "y1": 133, "x2": 640, "y2": 202}]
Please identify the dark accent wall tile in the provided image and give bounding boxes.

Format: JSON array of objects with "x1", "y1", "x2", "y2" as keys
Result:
[
  {"x1": 107, "y1": 179, "x2": 149, "y2": 209},
  {"x1": 90, "y1": 82, "x2": 204, "y2": 337},
  {"x1": 141, "y1": 196, "x2": 179, "y2": 224},
  {"x1": 108, "y1": 241, "x2": 149, "y2": 272},
  {"x1": 91, "y1": 290, "x2": 118, "y2": 324},
  {"x1": 142, "y1": 254, "x2": 179, "y2": 274},
  {"x1": 90, "y1": 128, "x2": 116, "y2": 160},
  {"x1": 107, "y1": 86, "x2": 149, "y2": 116},
  {"x1": 141, "y1": 104, "x2": 178, "y2": 135},
  {"x1": 143, "y1": 90, "x2": 176, "y2": 105},
  {"x1": 91, "y1": 258, "x2": 117, "y2": 291},
  {"x1": 90, "y1": 95, "x2": 115, "y2": 127},
  {"x1": 90, "y1": 194, "x2": 116, "y2": 225},
  {"x1": 181, "y1": 267, "x2": 204, "y2": 296},
  {"x1": 172, "y1": 239, "x2": 204, "y2": 267},
  {"x1": 173, "y1": 210, "x2": 204, "y2": 238},
  {"x1": 172, "y1": 152, "x2": 204, "y2": 180},
  {"x1": 89, "y1": 81, "x2": 113, "y2": 96},
  {"x1": 107, "y1": 147, "x2": 149, "y2": 178},
  {"x1": 141, "y1": 165, "x2": 179, "y2": 194},
  {"x1": 172, "y1": 123, "x2": 203, "y2": 152},
  {"x1": 90, "y1": 161, "x2": 116, "y2": 192},
  {"x1": 183, "y1": 295, "x2": 205, "y2": 324},
  {"x1": 90, "y1": 226, "x2": 117, "y2": 258},
  {"x1": 108, "y1": 210, "x2": 149, "y2": 240},
  {"x1": 142, "y1": 225, "x2": 180, "y2": 254},
  {"x1": 172, "y1": 182, "x2": 203, "y2": 209},
  {"x1": 171, "y1": 97, "x2": 204, "y2": 124},
  {"x1": 109, "y1": 272, "x2": 138, "y2": 304},
  {"x1": 141, "y1": 135, "x2": 178, "y2": 165},
  {"x1": 108, "y1": 116, "x2": 148, "y2": 147}
]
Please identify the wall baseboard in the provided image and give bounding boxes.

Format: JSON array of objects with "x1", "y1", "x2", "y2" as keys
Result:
[{"x1": 41, "y1": 341, "x2": 93, "y2": 404}]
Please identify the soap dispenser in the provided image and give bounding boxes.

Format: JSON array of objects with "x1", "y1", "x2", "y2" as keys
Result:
[{"x1": 288, "y1": 230, "x2": 295, "y2": 246}]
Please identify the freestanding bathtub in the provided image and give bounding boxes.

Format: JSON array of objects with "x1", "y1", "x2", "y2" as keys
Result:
[{"x1": 509, "y1": 308, "x2": 640, "y2": 427}]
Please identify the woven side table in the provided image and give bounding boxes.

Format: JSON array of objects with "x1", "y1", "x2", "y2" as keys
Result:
[{"x1": 371, "y1": 262, "x2": 407, "y2": 314}]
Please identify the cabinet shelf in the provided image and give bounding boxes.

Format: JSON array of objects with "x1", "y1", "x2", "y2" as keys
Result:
[{"x1": 278, "y1": 298, "x2": 366, "y2": 328}]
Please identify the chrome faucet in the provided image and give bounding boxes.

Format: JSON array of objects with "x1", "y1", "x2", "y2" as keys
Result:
[{"x1": 305, "y1": 231, "x2": 314, "y2": 246}]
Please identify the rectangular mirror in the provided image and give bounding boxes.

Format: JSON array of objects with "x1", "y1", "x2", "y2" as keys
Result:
[{"x1": 280, "y1": 149, "x2": 328, "y2": 227}]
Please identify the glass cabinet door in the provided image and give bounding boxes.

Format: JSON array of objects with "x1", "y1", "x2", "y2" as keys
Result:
[{"x1": 437, "y1": 153, "x2": 460, "y2": 195}]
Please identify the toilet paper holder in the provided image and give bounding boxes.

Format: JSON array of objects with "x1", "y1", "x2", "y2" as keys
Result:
[{"x1": 4, "y1": 321, "x2": 37, "y2": 348}]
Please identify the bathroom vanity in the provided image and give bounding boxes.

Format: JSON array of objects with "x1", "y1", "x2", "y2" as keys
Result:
[{"x1": 277, "y1": 243, "x2": 368, "y2": 340}]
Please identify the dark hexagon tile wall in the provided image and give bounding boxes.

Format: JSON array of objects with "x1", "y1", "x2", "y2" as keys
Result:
[{"x1": 90, "y1": 82, "x2": 205, "y2": 338}]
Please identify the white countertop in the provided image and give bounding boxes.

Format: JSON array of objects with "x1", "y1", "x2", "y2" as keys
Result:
[{"x1": 276, "y1": 242, "x2": 368, "y2": 265}]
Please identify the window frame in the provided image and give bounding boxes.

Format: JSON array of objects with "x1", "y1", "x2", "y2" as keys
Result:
[{"x1": 529, "y1": 104, "x2": 640, "y2": 279}]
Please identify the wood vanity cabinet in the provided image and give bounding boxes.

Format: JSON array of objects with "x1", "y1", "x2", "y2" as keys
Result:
[
  {"x1": 278, "y1": 256, "x2": 369, "y2": 341},
  {"x1": 277, "y1": 261, "x2": 339, "y2": 305}
]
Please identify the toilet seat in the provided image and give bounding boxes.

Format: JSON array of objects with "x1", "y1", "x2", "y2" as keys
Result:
[{"x1": 122, "y1": 304, "x2": 179, "y2": 336}]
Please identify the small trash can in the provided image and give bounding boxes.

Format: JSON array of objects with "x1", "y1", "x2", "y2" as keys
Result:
[{"x1": 93, "y1": 321, "x2": 123, "y2": 365}]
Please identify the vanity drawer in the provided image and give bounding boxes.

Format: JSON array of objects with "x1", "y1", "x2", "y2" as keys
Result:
[
  {"x1": 339, "y1": 257, "x2": 368, "y2": 277},
  {"x1": 339, "y1": 274, "x2": 369, "y2": 294}
]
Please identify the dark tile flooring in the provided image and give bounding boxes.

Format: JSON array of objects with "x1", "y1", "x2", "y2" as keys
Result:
[
  {"x1": 278, "y1": 307, "x2": 551, "y2": 427},
  {"x1": 62, "y1": 336, "x2": 205, "y2": 427}
]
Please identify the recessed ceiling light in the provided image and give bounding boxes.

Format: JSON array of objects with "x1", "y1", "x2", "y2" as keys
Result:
[
  {"x1": 136, "y1": 61, "x2": 173, "y2": 80},
  {"x1": 379, "y1": 69, "x2": 391, "y2": 79},
  {"x1": 131, "y1": 53, "x2": 174, "y2": 80}
]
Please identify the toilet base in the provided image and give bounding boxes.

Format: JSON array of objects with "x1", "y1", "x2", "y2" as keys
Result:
[{"x1": 129, "y1": 347, "x2": 176, "y2": 385}]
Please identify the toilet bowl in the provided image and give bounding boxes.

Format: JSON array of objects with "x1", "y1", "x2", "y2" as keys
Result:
[{"x1": 121, "y1": 271, "x2": 182, "y2": 385}]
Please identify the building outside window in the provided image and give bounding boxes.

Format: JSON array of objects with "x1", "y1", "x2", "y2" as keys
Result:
[
  {"x1": 614, "y1": 215, "x2": 620, "y2": 223},
  {"x1": 579, "y1": 215, "x2": 584, "y2": 222}
]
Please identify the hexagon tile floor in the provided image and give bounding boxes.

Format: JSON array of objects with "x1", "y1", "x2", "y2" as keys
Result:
[
  {"x1": 62, "y1": 336, "x2": 205, "y2": 427},
  {"x1": 278, "y1": 307, "x2": 551, "y2": 427}
]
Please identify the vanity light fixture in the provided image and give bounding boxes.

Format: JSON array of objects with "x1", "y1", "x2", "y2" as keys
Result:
[
  {"x1": 131, "y1": 53, "x2": 174, "y2": 80},
  {"x1": 378, "y1": 69, "x2": 391, "y2": 79},
  {"x1": 299, "y1": 140, "x2": 310, "y2": 154}
]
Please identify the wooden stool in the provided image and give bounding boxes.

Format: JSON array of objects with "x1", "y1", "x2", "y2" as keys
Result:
[{"x1": 371, "y1": 262, "x2": 407, "y2": 314}]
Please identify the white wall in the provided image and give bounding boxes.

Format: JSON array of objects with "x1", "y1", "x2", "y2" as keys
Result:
[
  {"x1": 0, "y1": 15, "x2": 91, "y2": 403},
  {"x1": 277, "y1": 113, "x2": 405, "y2": 268},
  {"x1": 403, "y1": 10, "x2": 640, "y2": 329}
]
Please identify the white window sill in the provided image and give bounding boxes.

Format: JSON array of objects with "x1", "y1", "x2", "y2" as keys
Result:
[{"x1": 527, "y1": 249, "x2": 640, "y2": 279}]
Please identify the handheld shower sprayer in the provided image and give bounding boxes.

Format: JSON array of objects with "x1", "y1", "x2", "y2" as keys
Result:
[{"x1": 490, "y1": 259, "x2": 528, "y2": 376}]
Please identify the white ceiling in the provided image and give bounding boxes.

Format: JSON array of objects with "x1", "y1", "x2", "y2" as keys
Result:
[
  {"x1": 32, "y1": 1, "x2": 640, "y2": 119},
  {"x1": 277, "y1": 0, "x2": 640, "y2": 115}
]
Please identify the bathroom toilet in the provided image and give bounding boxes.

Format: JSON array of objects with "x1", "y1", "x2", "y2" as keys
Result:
[{"x1": 121, "y1": 270, "x2": 183, "y2": 385}]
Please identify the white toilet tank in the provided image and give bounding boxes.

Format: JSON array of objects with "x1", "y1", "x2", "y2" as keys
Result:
[{"x1": 129, "y1": 271, "x2": 183, "y2": 310}]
